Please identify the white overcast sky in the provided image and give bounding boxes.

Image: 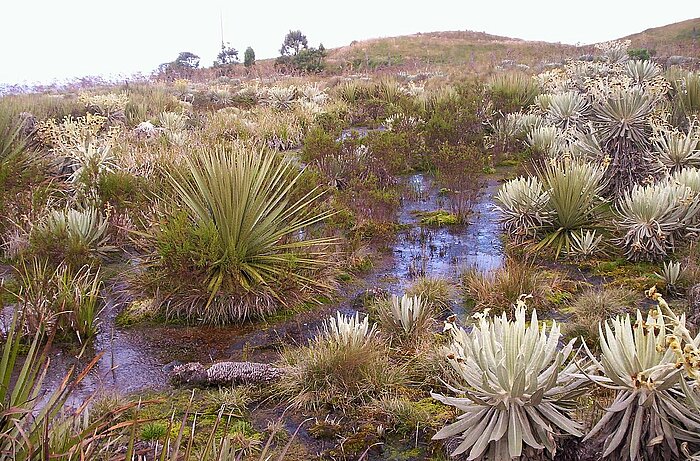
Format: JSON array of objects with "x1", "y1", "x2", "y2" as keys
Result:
[{"x1": 1, "y1": 1, "x2": 698, "y2": 85}]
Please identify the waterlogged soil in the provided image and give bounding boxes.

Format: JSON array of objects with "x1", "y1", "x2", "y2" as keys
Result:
[
  {"x1": 386, "y1": 173, "x2": 503, "y2": 292},
  {"x1": 39, "y1": 173, "x2": 504, "y2": 406}
]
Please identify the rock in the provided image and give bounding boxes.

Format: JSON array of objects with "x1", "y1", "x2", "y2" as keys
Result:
[{"x1": 171, "y1": 361, "x2": 283, "y2": 386}]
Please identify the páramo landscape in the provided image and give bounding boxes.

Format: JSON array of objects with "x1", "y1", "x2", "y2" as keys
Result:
[{"x1": 1, "y1": 9, "x2": 700, "y2": 461}]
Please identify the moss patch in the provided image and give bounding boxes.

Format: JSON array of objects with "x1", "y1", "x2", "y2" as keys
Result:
[{"x1": 415, "y1": 210, "x2": 459, "y2": 226}]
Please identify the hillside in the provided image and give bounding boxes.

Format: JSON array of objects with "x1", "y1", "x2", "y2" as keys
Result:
[
  {"x1": 322, "y1": 18, "x2": 700, "y2": 73},
  {"x1": 325, "y1": 30, "x2": 591, "y2": 72},
  {"x1": 621, "y1": 17, "x2": 700, "y2": 57}
]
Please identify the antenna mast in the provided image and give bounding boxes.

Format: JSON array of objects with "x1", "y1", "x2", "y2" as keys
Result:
[{"x1": 220, "y1": 10, "x2": 224, "y2": 49}]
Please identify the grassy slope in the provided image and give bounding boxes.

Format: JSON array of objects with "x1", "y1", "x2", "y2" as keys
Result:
[
  {"x1": 621, "y1": 17, "x2": 700, "y2": 56},
  {"x1": 249, "y1": 18, "x2": 698, "y2": 76},
  {"x1": 325, "y1": 30, "x2": 590, "y2": 72}
]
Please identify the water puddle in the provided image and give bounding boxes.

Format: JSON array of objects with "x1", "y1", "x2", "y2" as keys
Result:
[{"x1": 378, "y1": 173, "x2": 503, "y2": 293}]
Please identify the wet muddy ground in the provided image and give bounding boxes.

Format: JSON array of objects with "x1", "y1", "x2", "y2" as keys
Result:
[{"x1": 39, "y1": 172, "x2": 505, "y2": 406}]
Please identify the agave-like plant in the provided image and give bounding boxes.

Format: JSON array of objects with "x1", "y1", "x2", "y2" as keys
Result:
[
  {"x1": 321, "y1": 311, "x2": 376, "y2": 348},
  {"x1": 656, "y1": 260, "x2": 682, "y2": 293},
  {"x1": 515, "y1": 113, "x2": 546, "y2": 134},
  {"x1": 262, "y1": 86, "x2": 297, "y2": 110},
  {"x1": 653, "y1": 124, "x2": 700, "y2": 172},
  {"x1": 162, "y1": 145, "x2": 336, "y2": 321},
  {"x1": 494, "y1": 176, "x2": 551, "y2": 241},
  {"x1": 593, "y1": 90, "x2": 655, "y2": 191},
  {"x1": 536, "y1": 158, "x2": 608, "y2": 257},
  {"x1": 299, "y1": 84, "x2": 328, "y2": 105},
  {"x1": 673, "y1": 166, "x2": 700, "y2": 193},
  {"x1": 432, "y1": 305, "x2": 587, "y2": 460},
  {"x1": 37, "y1": 206, "x2": 114, "y2": 259},
  {"x1": 67, "y1": 138, "x2": 118, "y2": 189},
  {"x1": 625, "y1": 60, "x2": 662, "y2": 84},
  {"x1": 489, "y1": 114, "x2": 520, "y2": 148},
  {"x1": 159, "y1": 111, "x2": 188, "y2": 146},
  {"x1": 569, "y1": 229, "x2": 604, "y2": 258},
  {"x1": 377, "y1": 294, "x2": 432, "y2": 344},
  {"x1": 546, "y1": 91, "x2": 589, "y2": 131},
  {"x1": 488, "y1": 113, "x2": 532, "y2": 153},
  {"x1": 570, "y1": 129, "x2": 605, "y2": 161},
  {"x1": 616, "y1": 181, "x2": 700, "y2": 261},
  {"x1": 534, "y1": 93, "x2": 553, "y2": 112},
  {"x1": 582, "y1": 310, "x2": 700, "y2": 460},
  {"x1": 526, "y1": 125, "x2": 564, "y2": 156}
]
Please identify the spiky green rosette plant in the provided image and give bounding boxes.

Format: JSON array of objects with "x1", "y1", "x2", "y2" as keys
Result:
[
  {"x1": 494, "y1": 176, "x2": 550, "y2": 242},
  {"x1": 432, "y1": 304, "x2": 587, "y2": 460},
  {"x1": 143, "y1": 144, "x2": 336, "y2": 323},
  {"x1": 582, "y1": 309, "x2": 700, "y2": 460},
  {"x1": 615, "y1": 181, "x2": 700, "y2": 261},
  {"x1": 593, "y1": 89, "x2": 655, "y2": 193},
  {"x1": 377, "y1": 294, "x2": 433, "y2": 346},
  {"x1": 536, "y1": 158, "x2": 608, "y2": 257}
]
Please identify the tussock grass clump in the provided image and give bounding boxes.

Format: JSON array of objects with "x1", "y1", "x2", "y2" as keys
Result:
[
  {"x1": 13, "y1": 258, "x2": 103, "y2": 343},
  {"x1": 487, "y1": 72, "x2": 541, "y2": 113},
  {"x1": 564, "y1": 286, "x2": 638, "y2": 348},
  {"x1": 406, "y1": 276, "x2": 454, "y2": 312},
  {"x1": 137, "y1": 144, "x2": 337, "y2": 324},
  {"x1": 461, "y1": 258, "x2": 561, "y2": 314},
  {"x1": 278, "y1": 312, "x2": 406, "y2": 410}
]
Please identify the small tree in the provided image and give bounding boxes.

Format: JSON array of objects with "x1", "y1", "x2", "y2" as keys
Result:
[
  {"x1": 276, "y1": 31, "x2": 325, "y2": 74},
  {"x1": 214, "y1": 42, "x2": 239, "y2": 66},
  {"x1": 156, "y1": 51, "x2": 200, "y2": 80},
  {"x1": 292, "y1": 46, "x2": 326, "y2": 73},
  {"x1": 244, "y1": 47, "x2": 256, "y2": 67},
  {"x1": 174, "y1": 51, "x2": 200, "y2": 69},
  {"x1": 280, "y1": 30, "x2": 308, "y2": 56}
]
